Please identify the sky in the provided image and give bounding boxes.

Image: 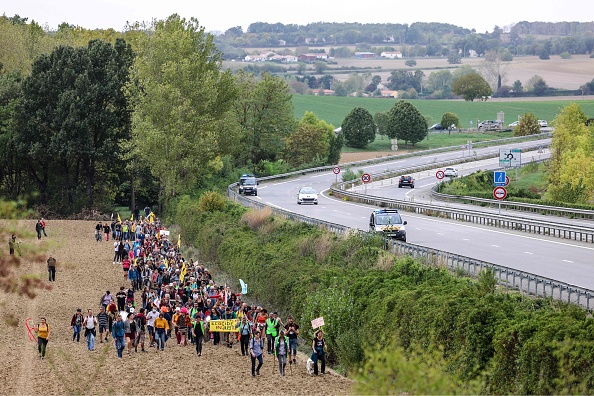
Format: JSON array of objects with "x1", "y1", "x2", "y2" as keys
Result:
[{"x1": 3, "y1": 0, "x2": 594, "y2": 34}]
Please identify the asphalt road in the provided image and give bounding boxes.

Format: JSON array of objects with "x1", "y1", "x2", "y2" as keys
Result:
[{"x1": 246, "y1": 139, "x2": 594, "y2": 290}]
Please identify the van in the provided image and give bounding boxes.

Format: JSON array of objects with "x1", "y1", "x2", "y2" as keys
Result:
[{"x1": 477, "y1": 120, "x2": 502, "y2": 131}]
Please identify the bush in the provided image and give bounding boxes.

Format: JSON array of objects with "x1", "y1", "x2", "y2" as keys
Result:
[
  {"x1": 198, "y1": 191, "x2": 227, "y2": 212},
  {"x1": 240, "y1": 207, "x2": 273, "y2": 230}
]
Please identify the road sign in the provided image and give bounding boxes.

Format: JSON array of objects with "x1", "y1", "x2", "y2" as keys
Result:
[
  {"x1": 436, "y1": 170, "x2": 445, "y2": 180},
  {"x1": 494, "y1": 171, "x2": 507, "y2": 186},
  {"x1": 493, "y1": 186, "x2": 507, "y2": 200},
  {"x1": 505, "y1": 175, "x2": 510, "y2": 186},
  {"x1": 332, "y1": 166, "x2": 340, "y2": 175},
  {"x1": 361, "y1": 173, "x2": 371, "y2": 184},
  {"x1": 499, "y1": 148, "x2": 521, "y2": 167}
]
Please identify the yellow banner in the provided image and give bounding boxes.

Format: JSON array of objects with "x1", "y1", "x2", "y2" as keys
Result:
[{"x1": 209, "y1": 319, "x2": 239, "y2": 332}]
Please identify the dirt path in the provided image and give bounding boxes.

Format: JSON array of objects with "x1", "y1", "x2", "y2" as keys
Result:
[{"x1": 0, "y1": 220, "x2": 354, "y2": 395}]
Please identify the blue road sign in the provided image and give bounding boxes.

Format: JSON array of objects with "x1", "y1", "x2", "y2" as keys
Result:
[{"x1": 494, "y1": 171, "x2": 507, "y2": 186}]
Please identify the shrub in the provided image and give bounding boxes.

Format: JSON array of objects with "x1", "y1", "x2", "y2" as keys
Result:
[
  {"x1": 240, "y1": 207, "x2": 273, "y2": 230},
  {"x1": 198, "y1": 191, "x2": 227, "y2": 212}
]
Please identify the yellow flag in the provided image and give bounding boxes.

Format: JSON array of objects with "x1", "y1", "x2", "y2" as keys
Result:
[
  {"x1": 117, "y1": 213, "x2": 121, "y2": 223},
  {"x1": 177, "y1": 234, "x2": 181, "y2": 248},
  {"x1": 180, "y1": 263, "x2": 187, "y2": 283},
  {"x1": 130, "y1": 213, "x2": 134, "y2": 221}
]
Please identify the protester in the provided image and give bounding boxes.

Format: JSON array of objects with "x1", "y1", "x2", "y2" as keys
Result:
[
  {"x1": 116, "y1": 287, "x2": 126, "y2": 312},
  {"x1": 275, "y1": 330, "x2": 289, "y2": 377},
  {"x1": 95, "y1": 221, "x2": 102, "y2": 242},
  {"x1": 47, "y1": 255, "x2": 56, "y2": 282},
  {"x1": 34, "y1": 317, "x2": 50, "y2": 360},
  {"x1": 70, "y1": 308, "x2": 84, "y2": 342},
  {"x1": 40, "y1": 218, "x2": 47, "y2": 236},
  {"x1": 100, "y1": 291, "x2": 114, "y2": 311},
  {"x1": 250, "y1": 331, "x2": 265, "y2": 377},
  {"x1": 154, "y1": 312, "x2": 169, "y2": 352},
  {"x1": 8, "y1": 234, "x2": 19, "y2": 255},
  {"x1": 83, "y1": 309, "x2": 98, "y2": 351},
  {"x1": 146, "y1": 306, "x2": 159, "y2": 347},
  {"x1": 222, "y1": 306, "x2": 236, "y2": 348},
  {"x1": 237, "y1": 316, "x2": 252, "y2": 357},
  {"x1": 111, "y1": 315, "x2": 125, "y2": 359},
  {"x1": 103, "y1": 222, "x2": 111, "y2": 242},
  {"x1": 134, "y1": 308, "x2": 147, "y2": 352},
  {"x1": 193, "y1": 315, "x2": 206, "y2": 357},
  {"x1": 97, "y1": 307, "x2": 109, "y2": 343},
  {"x1": 265, "y1": 311, "x2": 281, "y2": 354},
  {"x1": 311, "y1": 329, "x2": 327, "y2": 375},
  {"x1": 285, "y1": 315, "x2": 300, "y2": 365},
  {"x1": 35, "y1": 219, "x2": 44, "y2": 240}
]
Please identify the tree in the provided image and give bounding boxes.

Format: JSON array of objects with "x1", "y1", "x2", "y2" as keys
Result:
[
  {"x1": 547, "y1": 103, "x2": 594, "y2": 203},
  {"x1": 314, "y1": 61, "x2": 327, "y2": 74},
  {"x1": 447, "y1": 50, "x2": 462, "y2": 64},
  {"x1": 452, "y1": 73, "x2": 492, "y2": 102},
  {"x1": 12, "y1": 39, "x2": 134, "y2": 212},
  {"x1": 373, "y1": 111, "x2": 390, "y2": 140},
  {"x1": 482, "y1": 49, "x2": 510, "y2": 90},
  {"x1": 513, "y1": 112, "x2": 540, "y2": 136},
  {"x1": 405, "y1": 59, "x2": 417, "y2": 67},
  {"x1": 512, "y1": 80, "x2": 523, "y2": 93},
  {"x1": 341, "y1": 107, "x2": 376, "y2": 149},
  {"x1": 284, "y1": 116, "x2": 331, "y2": 167},
  {"x1": 126, "y1": 15, "x2": 239, "y2": 198},
  {"x1": 532, "y1": 76, "x2": 549, "y2": 96},
  {"x1": 440, "y1": 112, "x2": 459, "y2": 135},
  {"x1": 580, "y1": 78, "x2": 594, "y2": 95},
  {"x1": 426, "y1": 70, "x2": 453, "y2": 98},
  {"x1": 386, "y1": 100, "x2": 428, "y2": 146},
  {"x1": 387, "y1": 70, "x2": 423, "y2": 92},
  {"x1": 539, "y1": 40, "x2": 551, "y2": 60},
  {"x1": 232, "y1": 71, "x2": 295, "y2": 167}
]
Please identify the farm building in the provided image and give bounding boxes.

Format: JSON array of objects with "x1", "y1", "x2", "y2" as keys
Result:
[
  {"x1": 381, "y1": 51, "x2": 403, "y2": 59},
  {"x1": 355, "y1": 52, "x2": 377, "y2": 58}
]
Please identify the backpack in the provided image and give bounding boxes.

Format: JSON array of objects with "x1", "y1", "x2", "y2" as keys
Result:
[
  {"x1": 135, "y1": 316, "x2": 145, "y2": 331},
  {"x1": 75, "y1": 314, "x2": 82, "y2": 326}
]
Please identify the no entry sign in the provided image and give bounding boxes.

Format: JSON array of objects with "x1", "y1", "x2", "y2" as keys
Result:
[
  {"x1": 361, "y1": 173, "x2": 371, "y2": 183},
  {"x1": 333, "y1": 166, "x2": 340, "y2": 174},
  {"x1": 493, "y1": 186, "x2": 507, "y2": 200}
]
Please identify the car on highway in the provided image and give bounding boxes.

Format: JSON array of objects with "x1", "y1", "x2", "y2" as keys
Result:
[
  {"x1": 429, "y1": 123, "x2": 444, "y2": 130},
  {"x1": 444, "y1": 167, "x2": 458, "y2": 177},
  {"x1": 508, "y1": 121, "x2": 519, "y2": 127},
  {"x1": 297, "y1": 187, "x2": 318, "y2": 205},
  {"x1": 538, "y1": 120, "x2": 548, "y2": 127},
  {"x1": 239, "y1": 176, "x2": 258, "y2": 196},
  {"x1": 398, "y1": 175, "x2": 415, "y2": 188},
  {"x1": 369, "y1": 208, "x2": 407, "y2": 242}
]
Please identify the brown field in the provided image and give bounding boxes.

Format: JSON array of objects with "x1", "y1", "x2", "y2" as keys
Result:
[
  {"x1": 0, "y1": 220, "x2": 354, "y2": 395},
  {"x1": 226, "y1": 53, "x2": 594, "y2": 90}
]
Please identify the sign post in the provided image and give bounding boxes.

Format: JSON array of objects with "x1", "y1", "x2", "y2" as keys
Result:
[
  {"x1": 333, "y1": 166, "x2": 340, "y2": 184},
  {"x1": 499, "y1": 148, "x2": 521, "y2": 168},
  {"x1": 361, "y1": 173, "x2": 371, "y2": 195},
  {"x1": 493, "y1": 186, "x2": 507, "y2": 214},
  {"x1": 436, "y1": 170, "x2": 445, "y2": 180}
]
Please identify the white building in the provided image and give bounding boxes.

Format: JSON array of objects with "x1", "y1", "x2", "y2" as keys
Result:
[{"x1": 380, "y1": 51, "x2": 403, "y2": 59}]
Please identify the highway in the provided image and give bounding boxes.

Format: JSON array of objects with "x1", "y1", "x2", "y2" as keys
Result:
[{"x1": 243, "y1": 138, "x2": 594, "y2": 290}]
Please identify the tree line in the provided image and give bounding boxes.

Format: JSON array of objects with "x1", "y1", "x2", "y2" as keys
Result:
[{"x1": 0, "y1": 14, "x2": 343, "y2": 215}]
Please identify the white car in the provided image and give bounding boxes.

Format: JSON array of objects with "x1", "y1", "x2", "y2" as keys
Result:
[
  {"x1": 538, "y1": 120, "x2": 548, "y2": 127},
  {"x1": 444, "y1": 167, "x2": 458, "y2": 177},
  {"x1": 509, "y1": 121, "x2": 519, "y2": 127},
  {"x1": 297, "y1": 187, "x2": 318, "y2": 205}
]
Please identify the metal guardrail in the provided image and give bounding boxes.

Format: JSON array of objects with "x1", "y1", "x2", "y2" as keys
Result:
[
  {"x1": 431, "y1": 190, "x2": 594, "y2": 220},
  {"x1": 389, "y1": 240, "x2": 594, "y2": 309},
  {"x1": 227, "y1": 185, "x2": 594, "y2": 309}
]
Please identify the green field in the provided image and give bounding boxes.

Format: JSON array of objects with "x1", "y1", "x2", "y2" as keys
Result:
[{"x1": 292, "y1": 95, "x2": 594, "y2": 129}]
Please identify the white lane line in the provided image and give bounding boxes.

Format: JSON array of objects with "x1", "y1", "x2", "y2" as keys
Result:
[
  {"x1": 491, "y1": 244, "x2": 500, "y2": 248},
  {"x1": 524, "y1": 251, "x2": 533, "y2": 255},
  {"x1": 463, "y1": 238, "x2": 469, "y2": 241},
  {"x1": 255, "y1": 196, "x2": 262, "y2": 200},
  {"x1": 311, "y1": 174, "x2": 330, "y2": 178},
  {"x1": 319, "y1": 190, "x2": 594, "y2": 251},
  {"x1": 364, "y1": 160, "x2": 406, "y2": 169},
  {"x1": 563, "y1": 259, "x2": 574, "y2": 263},
  {"x1": 272, "y1": 179, "x2": 300, "y2": 186},
  {"x1": 437, "y1": 233, "x2": 444, "y2": 236},
  {"x1": 258, "y1": 185, "x2": 268, "y2": 189}
]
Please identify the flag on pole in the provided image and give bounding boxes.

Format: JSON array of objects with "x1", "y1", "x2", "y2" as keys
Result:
[
  {"x1": 177, "y1": 234, "x2": 181, "y2": 248},
  {"x1": 180, "y1": 263, "x2": 187, "y2": 283},
  {"x1": 117, "y1": 213, "x2": 122, "y2": 223},
  {"x1": 130, "y1": 213, "x2": 134, "y2": 221},
  {"x1": 239, "y1": 279, "x2": 248, "y2": 295}
]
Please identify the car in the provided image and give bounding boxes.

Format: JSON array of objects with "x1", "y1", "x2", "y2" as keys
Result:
[
  {"x1": 538, "y1": 120, "x2": 548, "y2": 127},
  {"x1": 429, "y1": 123, "x2": 444, "y2": 130},
  {"x1": 398, "y1": 175, "x2": 415, "y2": 188},
  {"x1": 239, "y1": 173, "x2": 255, "y2": 186},
  {"x1": 508, "y1": 121, "x2": 519, "y2": 127},
  {"x1": 297, "y1": 187, "x2": 318, "y2": 205},
  {"x1": 444, "y1": 167, "x2": 458, "y2": 177},
  {"x1": 369, "y1": 209, "x2": 407, "y2": 242},
  {"x1": 477, "y1": 120, "x2": 502, "y2": 131},
  {"x1": 238, "y1": 176, "x2": 258, "y2": 196}
]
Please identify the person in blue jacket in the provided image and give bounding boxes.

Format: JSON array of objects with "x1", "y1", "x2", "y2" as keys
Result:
[{"x1": 111, "y1": 315, "x2": 125, "y2": 358}]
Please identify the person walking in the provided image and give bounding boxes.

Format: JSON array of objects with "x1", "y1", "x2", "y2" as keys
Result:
[
  {"x1": 35, "y1": 219, "x2": 43, "y2": 240},
  {"x1": 237, "y1": 316, "x2": 252, "y2": 357},
  {"x1": 34, "y1": 317, "x2": 50, "y2": 360},
  {"x1": 154, "y1": 312, "x2": 169, "y2": 352},
  {"x1": 83, "y1": 309, "x2": 98, "y2": 351},
  {"x1": 193, "y1": 315, "x2": 206, "y2": 357},
  {"x1": 265, "y1": 311, "x2": 281, "y2": 354},
  {"x1": 311, "y1": 329, "x2": 327, "y2": 375},
  {"x1": 134, "y1": 308, "x2": 147, "y2": 352},
  {"x1": 47, "y1": 255, "x2": 56, "y2": 282},
  {"x1": 250, "y1": 331, "x2": 265, "y2": 377},
  {"x1": 284, "y1": 315, "x2": 300, "y2": 365},
  {"x1": 97, "y1": 307, "x2": 109, "y2": 343},
  {"x1": 111, "y1": 315, "x2": 125, "y2": 359},
  {"x1": 274, "y1": 330, "x2": 289, "y2": 377},
  {"x1": 95, "y1": 222, "x2": 102, "y2": 242},
  {"x1": 222, "y1": 306, "x2": 236, "y2": 348},
  {"x1": 8, "y1": 234, "x2": 19, "y2": 255},
  {"x1": 40, "y1": 218, "x2": 47, "y2": 237},
  {"x1": 70, "y1": 308, "x2": 84, "y2": 342}
]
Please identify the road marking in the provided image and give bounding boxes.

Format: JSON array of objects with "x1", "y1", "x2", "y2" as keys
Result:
[
  {"x1": 563, "y1": 259, "x2": 574, "y2": 263},
  {"x1": 258, "y1": 185, "x2": 268, "y2": 189},
  {"x1": 311, "y1": 174, "x2": 330, "y2": 178},
  {"x1": 463, "y1": 238, "x2": 469, "y2": 241},
  {"x1": 364, "y1": 160, "x2": 405, "y2": 169},
  {"x1": 272, "y1": 179, "x2": 300, "y2": 186},
  {"x1": 266, "y1": 202, "x2": 282, "y2": 209},
  {"x1": 491, "y1": 244, "x2": 499, "y2": 248},
  {"x1": 524, "y1": 252, "x2": 533, "y2": 254}
]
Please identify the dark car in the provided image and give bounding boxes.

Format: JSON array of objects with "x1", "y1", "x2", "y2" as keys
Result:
[
  {"x1": 398, "y1": 175, "x2": 415, "y2": 188},
  {"x1": 239, "y1": 176, "x2": 258, "y2": 196}
]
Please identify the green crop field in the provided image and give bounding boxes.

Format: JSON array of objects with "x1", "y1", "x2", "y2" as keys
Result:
[{"x1": 292, "y1": 95, "x2": 594, "y2": 128}]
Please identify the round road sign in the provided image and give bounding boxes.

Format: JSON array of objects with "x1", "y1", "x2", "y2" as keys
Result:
[
  {"x1": 361, "y1": 173, "x2": 371, "y2": 184},
  {"x1": 436, "y1": 170, "x2": 445, "y2": 180},
  {"x1": 333, "y1": 166, "x2": 341, "y2": 175},
  {"x1": 505, "y1": 175, "x2": 510, "y2": 186},
  {"x1": 493, "y1": 186, "x2": 507, "y2": 200}
]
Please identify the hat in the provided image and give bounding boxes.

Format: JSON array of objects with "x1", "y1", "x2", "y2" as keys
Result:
[
  {"x1": 180, "y1": 307, "x2": 188, "y2": 314},
  {"x1": 175, "y1": 307, "x2": 181, "y2": 312},
  {"x1": 129, "y1": 307, "x2": 135, "y2": 313}
]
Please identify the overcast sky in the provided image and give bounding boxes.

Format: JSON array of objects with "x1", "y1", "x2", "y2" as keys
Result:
[{"x1": 3, "y1": 0, "x2": 594, "y2": 34}]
